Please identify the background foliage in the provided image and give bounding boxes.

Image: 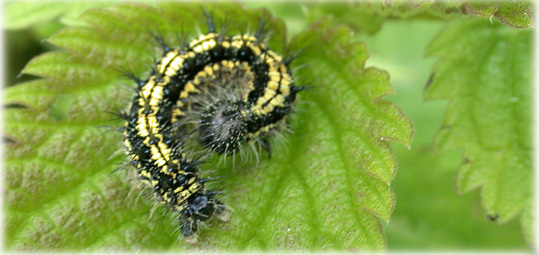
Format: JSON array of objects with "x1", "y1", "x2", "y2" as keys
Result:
[{"x1": 3, "y1": 0, "x2": 533, "y2": 251}]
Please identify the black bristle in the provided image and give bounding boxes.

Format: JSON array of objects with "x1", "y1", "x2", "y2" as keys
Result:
[
  {"x1": 255, "y1": 13, "x2": 268, "y2": 41},
  {"x1": 203, "y1": 7, "x2": 216, "y2": 33},
  {"x1": 150, "y1": 31, "x2": 171, "y2": 53}
]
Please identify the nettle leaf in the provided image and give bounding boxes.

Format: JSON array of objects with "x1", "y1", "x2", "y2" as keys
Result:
[
  {"x1": 425, "y1": 18, "x2": 533, "y2": 242},
  {"x1": 303, "y1": 1, "x2": 462, "y2": 34},
  {"x1": 5, "y1": 2, "x2": 411, "y2": 251},
  {"x1": 303, "y1": 0, "x2": 533, "y2": 35},
  {"x1": 284, "y1": 19, "x2": 413, "y2": 250},
  {"x1": 461, "y1": 1, "x2": 534, "y2": 29},
  {"x1": 5, "y1": 2, "x2": 71, "y2": 30},
  {"x1": 4, "y1": 1, "x2": 115, "y2": 30}
]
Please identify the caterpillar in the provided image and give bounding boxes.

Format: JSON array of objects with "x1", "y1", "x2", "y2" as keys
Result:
[{"x1": 120, "y1": 11, "x2": 303, "y2": 244}]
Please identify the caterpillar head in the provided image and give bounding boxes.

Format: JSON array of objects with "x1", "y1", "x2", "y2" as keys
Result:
[{"x1": 198, "y1": 99, "x2": 247, "y2": 154}]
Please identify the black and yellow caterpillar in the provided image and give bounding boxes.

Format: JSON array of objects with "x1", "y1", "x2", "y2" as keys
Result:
[{"x1": 120, "y1": 12, "x2": 303, "y2": 244}]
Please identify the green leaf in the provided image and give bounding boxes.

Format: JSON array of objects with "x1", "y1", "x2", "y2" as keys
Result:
[
  {"x1": 283, "y1": 20, "x2": 413, "y2": 250},
  {"x1": 302, "y1": 1, "x2": 464, "y2": 35},
  {"x1": 4, "y1": 1, "x2": 115, "y2": 30},
  {"x1": 302, "y1": 0, "x2": 533, "y2": 35},
  {"x1": 461, "y1": 1, "x2": 534, "y2": 29},
  {"x1": 303, "y1": 3, "x2": 385, "y2": 35},
  {"x1": 354, "y1": 19, "x2": 528, "y2": 249},
  {"x1": 5, "y1": 2, "x2": 69, "y2": 30},
  {"x1": 425, "y1": 18, "x2": 533, "y2": 242},
  {"x1": 389, "y1": 145, "x2": 528, "y2": 249},
  {"x1": 5, "y1": 2, "x2": 411, "y2": 251}
]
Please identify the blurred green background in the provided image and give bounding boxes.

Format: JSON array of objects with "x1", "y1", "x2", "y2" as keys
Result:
[{"x1": 4, "y1": 2, "x2": 528, "y2": 250}]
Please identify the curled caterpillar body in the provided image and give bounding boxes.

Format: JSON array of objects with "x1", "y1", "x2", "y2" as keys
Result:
[
  {"x1": 122, "y1": 12, "x2": 302, "y2": 244},
  {"x1": 123, "y1": 81, "x2": 228, "y2": 242},
  {"x1": 152, "y1": 26, "x2": 302, "y2": 153}
]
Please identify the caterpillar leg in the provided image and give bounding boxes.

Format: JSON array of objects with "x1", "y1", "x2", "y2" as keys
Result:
[
  {"x1": 179, "y1": 193, "x2": 228, "y2": 244},
  {"x1": 213, "y1": 200, "x2": 230, "y2": 222},
  {"x1": 179, "y1": 217, "x2": 199, "y2": 245}
]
